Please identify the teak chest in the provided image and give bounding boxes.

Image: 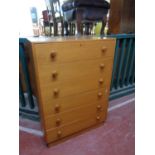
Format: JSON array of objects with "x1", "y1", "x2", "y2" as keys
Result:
[{"x1": 25, "y1": 36, "x2": 116, "y2": 145}]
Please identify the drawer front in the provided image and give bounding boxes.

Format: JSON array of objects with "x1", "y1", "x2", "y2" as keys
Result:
[
  {"x1": 38, "y1": 58, "x2": 113, "y2": 84},
  {"x1": 45, "y1": 112, "x2": 106, "y2": 143},
  {"x1": 44, "y1": 100, "x2": 108, "y2": 130},
  {"x1": 43, "y1": 88, "x2": 109, "y2": 116},
  {"x1": 40, "y1": 72, "x2": 111, "y2": 99},
  {"x1": 34, "y1": 40, "x2": 115, "y2": 64}
]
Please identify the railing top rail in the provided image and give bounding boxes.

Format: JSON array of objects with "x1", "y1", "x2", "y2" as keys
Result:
[
  {"x1": 19, "y1": 38, "x2": 28, "y2": 44},
  {"x1": 106, "y1": 33, "x2": 135, "y2": 39},
  {"x1": 100, "y1": 34, "x2": 135, "y2": 39}
]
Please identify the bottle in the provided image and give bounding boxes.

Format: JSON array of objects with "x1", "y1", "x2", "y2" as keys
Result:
[
  {"x1": 104, "y1": 24, "x2": 108, "y2": 36},
  {"x1": 104, "y1": 14, "x2": 109, "y2": 36}
]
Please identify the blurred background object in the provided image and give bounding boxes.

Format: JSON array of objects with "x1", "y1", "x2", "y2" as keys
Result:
[
  {"x1": 108, "y1": 0, "x2": 135, "y2": 34},
  {"x1": 19, "y1": 0, "x2": 46, "y2": 37},
  {"x1": 45, "y1": 0, "x2": 64, "y2": 36},
  {"x1": 30, "y1": 7, "x2": 40, "y2": 36},
  {"x1": 62, "y1": 0, "x2": 110, "y2": 35},
  {"x1": 42, "y1": 10, "x2": 53, "y2": 36},
  {"x1": 19, "y1": 0, "x2": 135, "y2": 37}
]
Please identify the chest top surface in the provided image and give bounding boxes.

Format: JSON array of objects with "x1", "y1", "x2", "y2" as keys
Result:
[{"x1": 26, "y1": 36, "x2": 115, "y2": 44}]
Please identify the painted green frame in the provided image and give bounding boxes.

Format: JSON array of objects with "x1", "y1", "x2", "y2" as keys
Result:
[
  {"x1": 19, "y1": 38, "x2": 38, "y2": 119},
  {"x1": 108, "y1": 34, "x2": 135, "y2": 100}
]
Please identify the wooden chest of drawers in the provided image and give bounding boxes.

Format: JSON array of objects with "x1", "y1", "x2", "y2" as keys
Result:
[{"x1": 25, "y1": 36, "x2": 116, "y2": 145}]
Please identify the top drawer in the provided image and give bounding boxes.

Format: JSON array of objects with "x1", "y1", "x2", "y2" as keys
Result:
[{"x1": 34, "y1": 40, "x2": 116, "y2": 64}]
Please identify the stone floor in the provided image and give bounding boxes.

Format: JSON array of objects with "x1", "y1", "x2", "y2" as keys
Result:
[{"x1": 19, "y1": 93, "x2": 135, "y2": 155}]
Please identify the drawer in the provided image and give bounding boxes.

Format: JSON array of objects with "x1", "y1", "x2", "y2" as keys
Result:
[
  {"x1": 34, "y1": 40, "x2": 116, "y2": 64},
  {"x1": 45, "y1": 112, "x2": 106, "y2": 144},
  {"x1": 40, "y1": 72, "x2": 111, "y2": 99},
  {"x1": 38, "y1": 58, "x2": 113, "y2": 84},
  {"x1": 44, "y1": 100, "x2": 108, "y2": 130},
  {"x1": 43, "y1": 88, "x2": 109, "y2": 116}
]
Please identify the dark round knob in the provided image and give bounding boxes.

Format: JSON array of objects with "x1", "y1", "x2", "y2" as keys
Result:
[
  {"x1": 96, "y1": 116, "x2": 100, "y2": 120},
  {"x1": 105, "y1": 88, "x2": 108, "y2": 94},
  {"x1": 56, "y1": 118, "x2": 61, "y2": 125},
  {"x1": 100, "y1": 64, "x2": 105, "y2": 69},
  {"x1": 99, "y1": 78, "x2": 103, "y2": 84},
  {"x1": 52, "y1": 71, "x2": 58, "y2": 78},
  {"x1": 55, "y1": 104, "x2": 60, "y2": 111},
  {"x1": 101, "y1": 47, "x2": 107, "y2": 52},
  {"x1": 97, "y1": 105, "x2": 102, "y2": 110},
  {"x1": 57, "y1": 130, "x2": 62, "y2": 137},
  {"x1": 50, "y1": 51, "x2": 56, "y2": 59},
  {"x1": 98, "y1": 92, "x2": 102, "y2": 98},
  {"x1": 53, "y1": 88, "x2": 59, "y2": 95}
]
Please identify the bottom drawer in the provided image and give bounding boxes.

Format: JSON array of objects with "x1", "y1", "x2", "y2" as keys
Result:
[
  {"x1": 45, "y1": 111, "x2": 107, "y2": 144},
  {"x1": 44, "y1": 101, "x2": 108, "y2": 130}
]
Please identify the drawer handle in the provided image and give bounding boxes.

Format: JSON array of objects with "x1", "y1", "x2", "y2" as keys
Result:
[
  {"x1": 55, "y1": 104, "x2": 60, "y2": 111},
  {"x1": 56, "y1": 118, "x2": 61, "y2": 126},
  {"x1": 101, "y1": 47, "x2": 107, "y2": 52},
  {"x1": 57, "y1": 130, "x2": 62, "y2": 137},
  {"x1": 98, "y1": 92, "x2": 102, "y2": 98},
  {"x1": 99, "y1": 78, "x2": 103, "y2": 84},
  {"x1": 53, "y1": 88, "x2": 59, "y2": 96},
  {"x1": 96, "y1": 116, "x2": 100, "y2": 120},
  {"x1": 100, "y1": 64, "x2": 105, "y2": 69},
  {"x1": 105, "y1": 88, "x2": 108, "y2": 94},
  {"x1": 97, "y1": 105, "x2": 102, "y2": 110},
  {"x1": 50, "y1": 51, "x2": 56, "y2": 59},
  {"x1": 52, "y1": 71, "x2": 58, "y2": 78}
]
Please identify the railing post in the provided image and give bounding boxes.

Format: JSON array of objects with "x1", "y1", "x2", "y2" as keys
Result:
[
  {"x1": 116, "y1": 38, "x2": 127, "y2": 88},
  {"x1": 19, "y1": 43, "x2": 35, "y2": 109},
  {"x1": 110, "y1": 39, "x2": 120, "y2": 90},
  {"x1": 127, "y1": 40, "x2": 135, "y2": 84},
  {"x1": 19, "y1": 77, "x2": 26, "y2": 107},
  {"x1": 130, "y1": 41, "x2": 135, "y2": 84},
  {"x1": 123, "y1": 38, "x2": 133, "y2": 86}
]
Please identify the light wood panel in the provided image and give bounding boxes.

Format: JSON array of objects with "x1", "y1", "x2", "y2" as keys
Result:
[
  {"x1": 43, "y1": 88, "x2": 108, "y2": 116},
  {"x1": 39, "y1": 73, "x2": 111, "y2": 99},
  {"x1": 45, "y1": 113, "x2": 106, "y2": 143},
  {"x1": 44, "y1": 101, "x2": 107, "y2": 130},
  {"x1": 26, "y1": 37, "x2": 116, "y2": 145},
  {"x1": 37, "y1": 58, "x2": 113, "y2": 83},
  {"x1": 34, "y1": 40, "x2": 116, "y2": 64}
]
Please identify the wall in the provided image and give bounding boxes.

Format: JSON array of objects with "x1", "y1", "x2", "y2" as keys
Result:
[{"x1": 19, "y1": 0, "x2": 46, "y2": 36}]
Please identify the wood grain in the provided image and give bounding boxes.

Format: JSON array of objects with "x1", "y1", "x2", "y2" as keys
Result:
[
  {"x1": 39, "y1": 73, "x2": 111, "y2": 99},
  {"x1": 37, "y1": 58, "x2": 113, "y2": 83},
  {"x1": 43, "y1": 88, "x2": 108, "y2": 116},
  {"x1": 109, "y1": 0, "x2": 135, "y2": 34},
  {"x1": 44, "y1": 100, "x2": 108, "y2": 130},
  {"x1": 45, "y1": 112, "x2": 106, "y2": 143},
  {"x1": 26, "y1": 37, "x2": 116, "y2": 145},
  {"x1": 34, "y1": 40, "x2": 116, "y2": 64}
]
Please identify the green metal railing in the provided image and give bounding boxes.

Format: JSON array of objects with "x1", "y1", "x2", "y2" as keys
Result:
[
  {"x1": 19, "y1": 38, "x2": 39, "y2": 120},
  {"x1": 19, "y1": 34, "x2": 135, "y2": 119},
  {"x1": 108, "y1": 34, "x2": 135, "y2": 100}
]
